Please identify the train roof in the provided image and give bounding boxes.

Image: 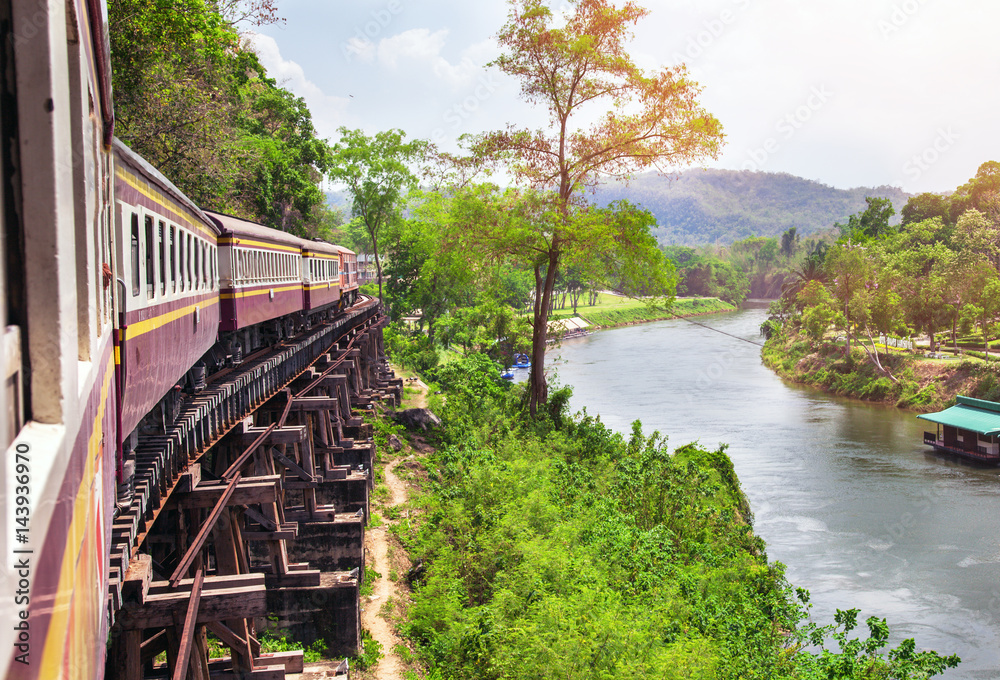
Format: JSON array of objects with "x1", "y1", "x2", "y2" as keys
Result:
[
  {"x1": 333, "y1": 245, "x2": 357, "y2": 256},
  {"x1": 113, "y1": 138, "x2": 220, "y2": 235},
  {"x1": 203, "y1": 210, "x2": 304, "y2": 250},
  {"x1": 301, "y1": 239, "x2": 344, "y2": 257}
]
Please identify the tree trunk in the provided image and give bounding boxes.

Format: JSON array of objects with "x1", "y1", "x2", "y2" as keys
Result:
[
  {"x1": 528, "y1": 250, "x2": 560, "y2": 417},
  {"x1": 372, "y1": 233, "x2": 383, "y2": 304},
  {"x1": 844, "y1": 303, "x2": 851, "y2": 359}
]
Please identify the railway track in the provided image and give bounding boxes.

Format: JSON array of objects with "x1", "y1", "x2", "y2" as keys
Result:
[{"x1": 107, "y1": 297, "x2": 402, "y2": 678}]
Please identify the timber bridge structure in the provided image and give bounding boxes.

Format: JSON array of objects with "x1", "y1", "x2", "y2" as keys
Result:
[{"x1": 106, "y1": 297, "x2": 401, "y2": 679}]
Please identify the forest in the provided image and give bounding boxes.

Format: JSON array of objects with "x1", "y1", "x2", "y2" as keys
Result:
[{"x1": 760, "y1": 162, "x2": 1000, "y2": 409}]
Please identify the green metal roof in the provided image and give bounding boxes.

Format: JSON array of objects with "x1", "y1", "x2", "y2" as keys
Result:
[{"x1": 917, "y1": 396, "x2": 1000, "y2": 436}]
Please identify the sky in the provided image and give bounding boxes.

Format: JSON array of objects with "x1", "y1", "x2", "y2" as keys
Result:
[{"x1": 250, "y1": 0, "x2": 1000, "y2": 195}]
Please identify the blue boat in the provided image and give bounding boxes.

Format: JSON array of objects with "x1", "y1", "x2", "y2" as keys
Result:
[
  {"x1": 501, "y1": 369, "x2": 515, "y2": 380},
  {"x1": 512, "y1": 353, "x2": 531, "y2": 368}
]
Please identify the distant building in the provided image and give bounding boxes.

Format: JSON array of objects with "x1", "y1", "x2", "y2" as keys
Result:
[
  {"x1": 919, "y1": 395, "x2": 1000, "y2": 464},
  {"x1": 356, "y1": 254, "x2": 379, "y2": 285}
]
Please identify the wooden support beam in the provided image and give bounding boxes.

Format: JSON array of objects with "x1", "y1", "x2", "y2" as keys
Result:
[
  {"x1": 243, "y1": 506, "x2": 277, "y2": 531},
  {"x1": 119, "y1": 574, "x2": 267, "y2": 630},
  {"x1": 171, "y1": 474, "x2": 241, "y2": 586},
  {"x1": 115, "y1": 630, "x2": 143, "y2": 680},
  {"x1": 242, "y1": 529, "x2": 297, "y2": 541},
  {"x1": 171, "y1": 568, "x2": 205, "y2": 680},
  {"x1": 139, "y1": 629, "x2": 167, "y2": 665},
  {"x1": 207, "y1": 650, "x2": 305, "y2": 674},
  {"x1": 205, "y1": 620, "x2": 255, "y2": 671},
  {"x1": 237, "y1": 425, "x2": 307, "y2": 446},
  {"x1": 223, "y1": 391, "x2": 293, "y2": 479},
  {"x1": 122, "y1": 553, "x2": 153, "y2": 605},
  {"x1": 271, "y1": 446, "x2": 313, "y2": 482},
  {"x1": 176, "y1": 476, "x2": 280, "y2": 509}
]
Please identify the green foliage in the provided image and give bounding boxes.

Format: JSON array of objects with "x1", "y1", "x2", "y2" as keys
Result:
[
  {"x1": 354, "y1": 629, "x2": 384, "y2": 671},
  {"x1": 108, "y1": 0, "x2": 335, "y2": 233},
  {"x1": 579, "y1": 297, "x2": 734, "y2": 327},
  {"x1": 837, "y1": 196, "x2": 897, "y2": 243},
  {"x1": 329, "y1": 128, "x2": 429, "y2": 301},
  {"x1": 385, "y1": 327, "x2": 440, "y2": 373},
  {"x1": 397, "y1": 353, "x2": 957, "y2": 679},
  {"x1": 793, "y1": 606, "x2": 959, "y2": 679}
]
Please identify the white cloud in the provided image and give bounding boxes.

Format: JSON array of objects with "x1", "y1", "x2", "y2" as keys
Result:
[
  {"x1": 245, "y1": 32, "x2": 352, "y2": 139},
  {"x1": 374, "y1": 29, "x2": 497, "y2": 88}
]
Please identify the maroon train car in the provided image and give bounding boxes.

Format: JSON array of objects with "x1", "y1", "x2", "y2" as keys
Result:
[
  {"x1": 207, "y1": 210, "x2": 305, "y2": 332},
  {"x1": 336, "y1": 245, "x2": 360, "y2": 305},
  {"x1": 113, "y1": 140, "x2": 223, "y2": 439},
  {"x1": 302, "y1": 239, "x2": 343, "y2": 312}
]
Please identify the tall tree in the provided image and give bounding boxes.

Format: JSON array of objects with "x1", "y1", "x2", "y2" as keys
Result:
[
  {"x1": 825, "y1": 243, "x2": 874, "y2": 358},
  {"x1": 329, "y1": 128, "x2": 428, "y2": 303},
  {"x1": 467, "y1": 0, "x2": 723, "y2": 414},
  {"x1": 838, "y1": 196, "x2": 896, "y2": 243},
  {"x1": 108, "y1": 0, "x2": 334, "y2": 232}
]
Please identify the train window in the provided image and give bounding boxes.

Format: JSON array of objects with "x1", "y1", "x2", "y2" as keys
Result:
[
  {"x1": 145, "y1": 216, "x2": 155, "y2": 299},
  {"x1": 169, "y1": 226, "x2": 176, "y2": 293},
  {"x1": 196, "y1": 240, "x2": 202, "y2": 289},
  {"x1": 131, "y1": 213, "x2": 140, "y2": 297},
  {"x1": 202, "y1": 242, "x2": 208, "y2": 288},
  {"x1": 158, "y1": 221, "x2": 166, "y2": 295},
  {"x1": 210, "y1": 247, "x2": 216, "y2": 289}
]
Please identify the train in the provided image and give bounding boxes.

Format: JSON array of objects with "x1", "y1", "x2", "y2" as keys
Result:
[{"x1": 0, "y1": 3, "x2": 361, "y2": 678}]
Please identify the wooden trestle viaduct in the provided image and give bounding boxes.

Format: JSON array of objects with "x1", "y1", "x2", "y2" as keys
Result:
[{"x1": 106, "y1": 297, "x2": 402, "y2": 679}]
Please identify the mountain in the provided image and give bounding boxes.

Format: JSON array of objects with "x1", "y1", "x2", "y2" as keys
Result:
[
  {"x1": 325, "y1": 190, "x2": 351, "y2": 210},
  {"x1": 588, "y1": 169, "x2": 911, "y2": 246}
]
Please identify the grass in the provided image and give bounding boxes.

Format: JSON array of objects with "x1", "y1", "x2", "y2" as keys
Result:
[
  {"x1": 548, "y1": 294, "x2": 736, "y2": 328},
  {"x1": 547, "y1": 293, "x2": 733, "y2": 323}
]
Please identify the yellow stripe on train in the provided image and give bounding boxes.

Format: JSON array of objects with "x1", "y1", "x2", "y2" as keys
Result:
[
  {"x1": 38, "y1": 355, "x2": 115, "y2": 680},
  {"x1": 124, "y1": 297, "x2": 220, "y2": 341}
]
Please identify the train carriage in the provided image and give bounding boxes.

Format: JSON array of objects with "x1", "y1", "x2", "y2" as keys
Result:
[
  {"x1": 302, "y1": 239, "x2": 343, "y2": 312},
  {"x1": 113, "y1": 141, "x2": 222, "y2": 440},
  {"x1": 206, "y1": 210, "x2": 305, "y2": 332},
  {"x1": 1, "y1": 2, "x2": 119, "y2": 679},
  {"x1": 336, "y1": 245, "x2": 360, "y2": 306}
]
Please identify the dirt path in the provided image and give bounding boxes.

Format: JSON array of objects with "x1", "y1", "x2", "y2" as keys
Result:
[
  {"x1": 296, "y1": 366, "x2": 427, "y2": 679},
  {"x1": 362, "y1": 457, "x2": 409, "y2": 680}
]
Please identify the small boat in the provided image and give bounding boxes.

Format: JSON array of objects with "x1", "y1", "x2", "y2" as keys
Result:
[
  {"x1": 512, "y1": 353, "x2": 531, "y2": 368},
  {"x1": 500, "y1": 369, "x2": 515, "y2": 380}
]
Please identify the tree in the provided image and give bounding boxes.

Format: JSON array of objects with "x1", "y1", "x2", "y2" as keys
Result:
[
  {"x1": 467, "y1": 0, "x2": 723, "y2": 414},
  {"x1": 109, "y1": 0, "x2": 334, "y2": 233},
  {"x1": 825, "y1": 244, "x2": 874, "y2": 358},
  {"x1": 838, "y1": 196, "x2": 896, "y2": 243},
  {"x1": 382, "y1": 191, "x2": 476, "y2": 339},
  {"x1": 901, "y1": 192, "x2": 950, "y2": 226},
  {"x1": 329, "y1": 128, "x2": 429, "y2": 303},
  {"x1": 961, "y1": 263, "x2": 1000, "y2": 358},
  {"x1": 954, "y1": 208, "x2": 1000, "y2": 268},
  {"x1": 780, "y1": 227, "x2": 799, "y2": 257}
]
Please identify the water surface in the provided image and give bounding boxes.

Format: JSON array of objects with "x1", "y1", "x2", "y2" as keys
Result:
[{"x1": 551, "y1": 307, "x2": 1000, "y2": 678}]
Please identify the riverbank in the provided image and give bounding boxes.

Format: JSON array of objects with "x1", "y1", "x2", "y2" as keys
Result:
[
  {"x1": 762, "y1": 328, "x2": 1000, "y2": 412},
  {"x1": 552, "y1": 295, "x2": 736, "y2": 330},
  {"x1": 376, "y1": 350, "x2": 960, "y2": 679}
]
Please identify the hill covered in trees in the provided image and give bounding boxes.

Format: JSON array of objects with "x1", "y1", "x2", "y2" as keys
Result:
[{"x1": 589, "y1": 169, "x2": 911, "y2": 245}]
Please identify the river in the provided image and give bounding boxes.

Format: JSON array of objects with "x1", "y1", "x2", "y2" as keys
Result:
[{"x1": 547, "y1": 305, "x2": 1000, "y2": 678}]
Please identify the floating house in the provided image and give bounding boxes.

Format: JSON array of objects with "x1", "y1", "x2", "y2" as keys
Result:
[{"x1": 918, "y1": 395, "x2": 1000, "y2": 463}]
